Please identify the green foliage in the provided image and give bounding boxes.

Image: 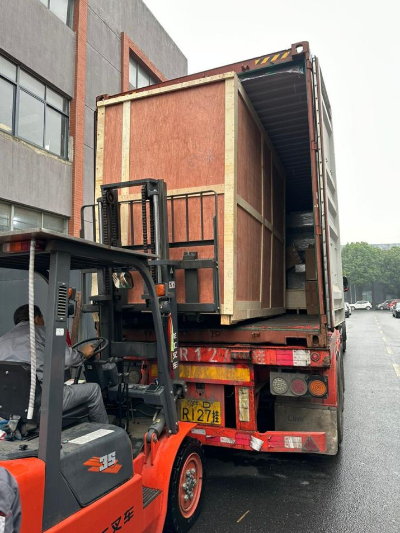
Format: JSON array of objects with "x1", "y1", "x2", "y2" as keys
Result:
[
  {"x1": 342, "y1": 242, "x2": 383, "y2": 285},
  {"x1": 342, "y1": 243, "x2": 400, "y2": 293},
  {"x1": 380, "y1": 247, "x2": 400, "y2": 293}
]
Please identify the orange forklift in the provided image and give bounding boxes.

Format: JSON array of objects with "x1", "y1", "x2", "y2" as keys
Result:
[{"x1": 0, "y1": 228, "x2": 205, "y2": 533}]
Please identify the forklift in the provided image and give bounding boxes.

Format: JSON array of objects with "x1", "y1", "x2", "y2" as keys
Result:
[{"x1": 0, "y1": 220, "x2": 205, "y2": 532}]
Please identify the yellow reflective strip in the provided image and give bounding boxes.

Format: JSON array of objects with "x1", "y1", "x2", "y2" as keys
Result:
[
  {"x1": 255, "y1": 59, "x2": 260, "y2": 65},
  {"x1": 271, "y1": 54, "x2": 280, "y2": 62},
  {"x1": 281, "y1": 51, "x2": 290, "y2": 59},
  {"x1": 179, "y1": 364, "x2": 251, "y2": 382},
  {"x1": 261, "y1": 56, "x2": 270, "y2": 64}
]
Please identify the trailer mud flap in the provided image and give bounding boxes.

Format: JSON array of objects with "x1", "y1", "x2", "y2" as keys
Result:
[{"x1": 275, "y1": 403, "x2": 338, "y2": 455}]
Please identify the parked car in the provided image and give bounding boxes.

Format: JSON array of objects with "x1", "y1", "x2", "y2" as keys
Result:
[
  {"x1": 392, "y1": 302, "x2": 400, "y2": 317},
  {"x1": 345, "y1": 302, "x2": 352, "y2": 318},
  {"x1": 376, "y1": 300, "x2": 393, "y2": 310},
  {"x1": 389, "y1": 299, "x2": 400, "y2": 311},
  {"x1": 350, "y1": 301, "x2": 372, "y2": 310}
]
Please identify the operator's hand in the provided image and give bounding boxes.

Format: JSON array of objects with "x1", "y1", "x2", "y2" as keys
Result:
[{"x1": 80, "y1": 344, "x2": 95, "y2": 359}]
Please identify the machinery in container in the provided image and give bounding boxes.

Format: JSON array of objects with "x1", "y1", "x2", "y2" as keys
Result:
[{"x1": 79, "y1": 41, "x2": 345, "y2": 456}]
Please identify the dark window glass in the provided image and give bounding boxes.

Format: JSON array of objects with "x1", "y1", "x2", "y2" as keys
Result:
[
  {"x1": 0, "y1": 78, "x2": 14, "y2": 133},
  {"x1": 129, "y1": 55, "x2": 156, "y2": 90},
  {"x1": 0, "y1": 56, "x2": 17, "y2": 82},
  {"x1": 18, "y1": 91, "x2": 45, "y2": 146},
  {"x1": 45, "y1": 107, "x2": 67, "y2": 157},
  {"x1": 129, "y1": 57, "x2": 137, "y2": 90},
  {"x1": 49, "y1": 0, "x2": 74, "y2": 27},
  {"x1": 0, "y1": 203, "x2": 11, "y2": 232},
  {"x1": 20, "y1": 70, "x2": 45, "y2": 99},
  {"x1": 43, "y1": 213, "x2": 65, "y2": 232},
  {"x1": 50, "y1": 0, "x2": 68, "y2": 24},
  {"x1": 138, "y1": 65, "x2": 150, "y2": 89},
  {"x1": 13, "y1": 206, "x2": 41, "y2": 231},
  {"x1": 47, "y1": 87, "x2": 68, "y2": 113},
  {"x1": 0, "y1": 53, "x2": 69, "y2": 158}
]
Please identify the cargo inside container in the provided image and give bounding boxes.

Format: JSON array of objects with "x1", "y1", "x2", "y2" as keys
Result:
[
  {"x1": 176, "y1": 59, "x2": 321, "y2": 340},
  {"x1": 93, "y1": 46, "x2": 343, "y2": 340}
]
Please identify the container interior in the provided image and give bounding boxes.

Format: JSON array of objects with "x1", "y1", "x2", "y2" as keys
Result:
[{"x1": 239, "y1": 61, "x2": 318, "y2": 324}]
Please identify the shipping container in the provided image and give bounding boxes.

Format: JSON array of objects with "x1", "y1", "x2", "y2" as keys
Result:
[
  {"x1": 82, "y1": 41, "x2": 346, "y2": 456},
  {"x1": 91, "y1": 41, "x2": 344, "y2": 330}
]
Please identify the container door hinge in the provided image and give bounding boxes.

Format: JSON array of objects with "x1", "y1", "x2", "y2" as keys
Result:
[
  {"x1": 315, "y1": 225, "x2": 322, "y2": 236},
  {"x1": 311, "y1": 140, "x2": 318, "y2": 151}
]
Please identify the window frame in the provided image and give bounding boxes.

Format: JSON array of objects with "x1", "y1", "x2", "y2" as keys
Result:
[
  {"x1": 129, "y1": 54, "x2": 156, "y2": 91},
  {"x1": 40, "y1": 0, "x2": 74, "y2": 29},
  {"x1": 121, "y1": 33, "x2": 166, "y2": 93},
  {"x1": 0, "y1": 54, "x2": 69, "y2": 160},
  {"x1": 0, "y1": 200, "x2": 68, "y2": 234}
]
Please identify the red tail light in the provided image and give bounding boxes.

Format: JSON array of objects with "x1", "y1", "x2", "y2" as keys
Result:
[{"x1": 3, "y1": 240, "x2": 45, "y2": 253}]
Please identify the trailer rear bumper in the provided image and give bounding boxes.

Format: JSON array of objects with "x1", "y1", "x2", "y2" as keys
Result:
[
  {"x1": 188, "y1": 403, "x2": 339, "y2": 455},
  {"x1": 188, "y1": 426, "x2": 328, "y2": 454}
]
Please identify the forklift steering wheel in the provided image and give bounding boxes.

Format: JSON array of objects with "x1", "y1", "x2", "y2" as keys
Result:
[{"x1": 72, "y1": 337, "x2": 109, "y2": 358}]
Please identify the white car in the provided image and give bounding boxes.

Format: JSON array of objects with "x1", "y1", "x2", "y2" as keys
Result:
[{"x1": 350, "y1": 301, "x2": 372, "y2": 311}]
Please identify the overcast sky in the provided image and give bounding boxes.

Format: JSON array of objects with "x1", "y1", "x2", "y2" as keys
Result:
[{"x1": 143, "y1": 0, "x2": 400, "y2": 245}]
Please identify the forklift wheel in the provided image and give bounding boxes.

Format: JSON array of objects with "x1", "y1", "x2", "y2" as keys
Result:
[{"x1": 164, "y1": 437, "x2": 205, "y2": 533}]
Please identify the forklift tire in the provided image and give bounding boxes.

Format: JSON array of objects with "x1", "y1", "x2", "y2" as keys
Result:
[{"x1": 164, "y1": 437, "x2": 205, "y2": 533}]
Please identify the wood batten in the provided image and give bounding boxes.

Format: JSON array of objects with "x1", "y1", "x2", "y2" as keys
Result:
[
  {"x1": 95, "y1": 106, "x2": 105, "y2": 242},
  {"x1": 97, "y1": 72, "x2": 236, "y2": 108},
  {"x1": 121, "y1": 101, "x2": 131, "y2": 182},
  {"x1": 222, "y1": 76, "x2": 239, "y2": 323}
]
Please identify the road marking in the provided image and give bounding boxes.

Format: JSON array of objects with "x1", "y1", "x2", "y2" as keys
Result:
[
  {"x1": 382, "y1": 336, "x2": 387, "y2": 342},
  {"x1": 393, "y1": 364, "x2": 400, "y2": 377},
  {"x1": 387, "y1": 346, "x2": 393, "y2": 355},
  {"x1": 237, "y1": 510, "x2": 250, "y2": 523}
]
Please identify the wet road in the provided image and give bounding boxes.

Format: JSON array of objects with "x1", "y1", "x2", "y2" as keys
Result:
[{"x1": 192, "y1": 311, "x2": 400, "y2": 533}]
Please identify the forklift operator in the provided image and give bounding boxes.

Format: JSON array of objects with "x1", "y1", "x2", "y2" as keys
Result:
[{"x1": 0, "y1": 305, "x2": 108, "y2": 424}]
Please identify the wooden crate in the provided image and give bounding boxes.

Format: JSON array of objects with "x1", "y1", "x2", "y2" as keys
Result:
[{"x1": 95, "y1": 73, "x2": 285, "y2": 324}]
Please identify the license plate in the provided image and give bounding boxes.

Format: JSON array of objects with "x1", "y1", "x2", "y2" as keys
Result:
[{"x1": 180, "y1": 399, "x2": 221, "y2": 426}]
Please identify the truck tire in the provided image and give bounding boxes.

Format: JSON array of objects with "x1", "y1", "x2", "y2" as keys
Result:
[
  {"x1": 164, "y1": 438, "x2": 205, "y2": 533},
  {"x1": 340, "y1": 322, "x2": 347, "y2": 353}
]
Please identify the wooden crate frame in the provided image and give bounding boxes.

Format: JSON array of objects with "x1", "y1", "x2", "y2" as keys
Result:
[{"x1": 95, "y1": 73, "x2": 286, "y2": 324}]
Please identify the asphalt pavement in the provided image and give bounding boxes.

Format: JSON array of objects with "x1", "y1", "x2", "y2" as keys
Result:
[{"x1": 191, "y1": 310, "x2": 400, "y2": 533}]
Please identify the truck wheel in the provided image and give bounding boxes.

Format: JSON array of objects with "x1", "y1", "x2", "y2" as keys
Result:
[
  {"x1": 164, "y1": 437, "x2": 205, "y2": 533},
  {"x1": 341, "y1": 322, "x2": 347, "y2": 353}
]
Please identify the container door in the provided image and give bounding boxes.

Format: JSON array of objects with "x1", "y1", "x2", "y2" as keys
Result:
[{"x1": 311, "y1": 57, "x2": 345, "y2": 328}]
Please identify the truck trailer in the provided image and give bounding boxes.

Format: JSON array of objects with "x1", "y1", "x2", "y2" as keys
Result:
[{"x1": 82, "y1": 41, "x2": 345, "y2": 456}]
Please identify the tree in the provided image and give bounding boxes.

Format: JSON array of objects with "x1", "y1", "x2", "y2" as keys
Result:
[
  {"x1": 341, "y1": 242, "x2": 383, "y2": 286},
  {"x1": 380, "y1": 247, "x2": 400, "y2": 294}
]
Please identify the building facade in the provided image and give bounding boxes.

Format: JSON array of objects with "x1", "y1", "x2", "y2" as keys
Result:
[{"x1": 0, "y1": 0, "x2": 187, "y2": 333}]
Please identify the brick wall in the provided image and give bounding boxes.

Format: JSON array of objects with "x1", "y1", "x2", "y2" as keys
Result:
[{"x1": 69, "y1": 0, "x2": 88, "y2": 236}]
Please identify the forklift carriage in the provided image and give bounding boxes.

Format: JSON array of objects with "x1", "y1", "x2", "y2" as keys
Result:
[{"x1": 0, "y1": 229, "x2": 205, "y2": 533}]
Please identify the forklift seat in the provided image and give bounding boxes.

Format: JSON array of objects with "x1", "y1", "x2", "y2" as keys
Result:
[{"x1": 0, "y1": 361, "x2": 89, "y2": 429}]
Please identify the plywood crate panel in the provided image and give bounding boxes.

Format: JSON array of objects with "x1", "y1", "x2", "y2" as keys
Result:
[{"x1": 96, "y1": 73, "x2": 285, "y2": 324}]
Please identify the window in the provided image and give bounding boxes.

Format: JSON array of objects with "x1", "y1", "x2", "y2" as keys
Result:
[
  {"x1": 39, "y1": 0, "x2": 74, "y2": 28},
  {"x1": 129, "y1": 55, "x2": 156, "y2": 90},
  {"x1": 0, "y1": 54, "x2": 69, "y2": 158},
  {"x1": 0, "y1": 201, "x2": 67, "y2": 233}
]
